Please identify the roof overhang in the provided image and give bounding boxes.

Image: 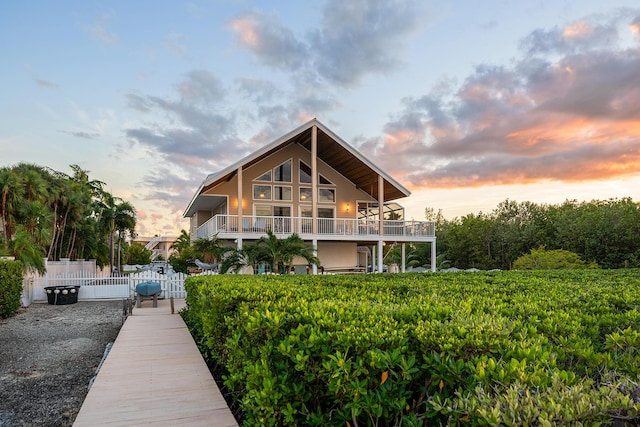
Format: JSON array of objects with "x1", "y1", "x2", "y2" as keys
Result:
[{"x1": 184, "y1": 118, "x2": 410, "y2": 217}]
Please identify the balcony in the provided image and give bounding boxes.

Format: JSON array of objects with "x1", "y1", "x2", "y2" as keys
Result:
[{"x1": 196, "y1": 215, "x2": 435, "y2": 242}]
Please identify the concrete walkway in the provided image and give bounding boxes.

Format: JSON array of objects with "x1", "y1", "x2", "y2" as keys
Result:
[{"x1": 73, "y1": 298, "x2": 238, "y2": 427}]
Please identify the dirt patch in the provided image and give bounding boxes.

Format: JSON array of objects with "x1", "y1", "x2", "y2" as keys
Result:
[{"x1": 0, "y1": 300, "x2": 125, "y2": 427}]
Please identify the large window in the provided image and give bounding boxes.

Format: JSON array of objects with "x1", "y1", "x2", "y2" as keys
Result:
[
  {"x1": 318, "y1": 188, "x2": 335, "y2": 203},
  {"x1": 274, "y1": 160, "x2": 292, "y2": 182},
  {"x1": 318, "y1": 207, "x2": 334, "y2": 218},
  {"x1": 299, "y1": 161, "x2": 312, "y2": 184},
  {"x1": 274, "y1": 185, "x2": 292, "y2": 201},
  {"x1": 299, "y1": 187, "x2": 312, "y2": 202},
  {"x1": 255, "y1": 170, "x2": 272, "y2": 181},
  {"x1": 253, "y1": 185, "x2": 271, "y2": 200}
]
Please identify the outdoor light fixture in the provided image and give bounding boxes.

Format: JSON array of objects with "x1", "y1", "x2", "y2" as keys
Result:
[{"x1": 346, "y1": 203, "x2": 350, "y2": 212}]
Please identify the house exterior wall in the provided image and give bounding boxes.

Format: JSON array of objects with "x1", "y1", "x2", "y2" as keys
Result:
[
  {"x1": 317, "y1": 241, "x2": 357, "y2": 269},
  {"x1": 202, "y1": 143, "x2": 372, "y2": 219}
]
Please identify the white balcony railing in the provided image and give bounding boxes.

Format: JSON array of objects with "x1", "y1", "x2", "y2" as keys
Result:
[{"x1": 196, "y1": 215, "x2": 435, "y2": 240}]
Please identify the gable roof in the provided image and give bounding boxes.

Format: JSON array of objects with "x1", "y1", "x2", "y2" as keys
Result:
[{"x1": 184, "y1": 118, "x2": 410, "y2": 217}]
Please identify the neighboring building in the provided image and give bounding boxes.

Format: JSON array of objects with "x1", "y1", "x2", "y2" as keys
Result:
[
  {"x1": 132, "y1": 236, "x2": 179, "y2": 260},
  {"x1": 183, "y1": 119, "x2": 436, "y2": 273}
]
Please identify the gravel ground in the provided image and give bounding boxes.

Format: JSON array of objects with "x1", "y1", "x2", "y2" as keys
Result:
[{"x1": 0, "y1": 300, "x2": 125, "y2": 427}]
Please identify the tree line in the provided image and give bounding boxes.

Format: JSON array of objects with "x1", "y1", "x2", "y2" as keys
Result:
[
  {"x1": 0, "y1": 163, "x2": 136, "y2": 273},
  {"x1": 396, "y1": 198, "x2": 640, "y2": 270}
]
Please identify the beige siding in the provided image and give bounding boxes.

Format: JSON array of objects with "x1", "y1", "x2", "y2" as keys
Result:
[
  {"x1": 317, "y1": 241, "x2": 357, "y2": 269},
  {"x1": 202, "y1": 143, "x2": 372, "y2": 218}
]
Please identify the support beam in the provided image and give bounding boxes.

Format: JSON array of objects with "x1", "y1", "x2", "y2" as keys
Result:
[
  {"x1": 378, "y1": 241, "x2": 383, "y2": 273},
  {"x1": 237, "y1": 166, "x2": 243, "y2": 233},
  {"x1": 401, "y1": 243, "x2": 406, "y2": 273},
  {"x1": 311, "y1": 125, "x2": 318, "y2": 235},
  {"x1": 237, "y1": 238, "x2": 243, "y2": 250},
  {"x1": 378, "y1": 175, "x2": 384, "y2": 237},
  {"x1": 372, "y1": 245, "x2": 376, "y2": 273},
  {"x1": 312, "y1": 239, "x2": 318, "y2": 274},
  {"x1": 431, "y1": 240, "x2": 436, "y2": 272}
]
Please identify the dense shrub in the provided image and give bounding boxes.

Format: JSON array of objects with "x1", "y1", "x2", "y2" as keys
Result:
[
  {"x1": 513, "y1": 247, "x2": 599, "y2": 270},
  {"x1": 184, "y1": 271, "x2": 640, "y2": 426},
  {"x1": 0, "y1": 259, "x2": 25, "y2": 318}
]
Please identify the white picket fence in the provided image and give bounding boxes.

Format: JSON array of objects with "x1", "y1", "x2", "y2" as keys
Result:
[{"x1": 28, "y1": 270, "x2": 219, "y2": 303}]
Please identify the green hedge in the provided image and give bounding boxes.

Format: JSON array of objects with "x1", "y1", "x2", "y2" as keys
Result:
[
  {"x1": 184, "y1": 271, "x2": 640, "y2": 426},
  {"x1": 0, "y1": 260, "x2": 25, "y2": 318}
]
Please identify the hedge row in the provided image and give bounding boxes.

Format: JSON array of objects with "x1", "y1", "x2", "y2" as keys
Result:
[
  {"x1": 0, "y1": 259, "x2": 24, "y2": 318},
  {"x1": 184, "y1": 270, "x2": 640, "y2": 426}
]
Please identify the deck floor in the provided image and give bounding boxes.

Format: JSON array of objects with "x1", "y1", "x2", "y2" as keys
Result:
[{"x1": 73, "y1": 298, "x2": 238, "y2": 427}]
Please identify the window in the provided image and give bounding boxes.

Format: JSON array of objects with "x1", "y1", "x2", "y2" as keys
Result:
[
  {"x1": 253, "y1": 185, "x2": 271, "y2": 200},
  {"x1": 299, "y1": 161, "x2": 312, "y2": 184},
  {"x1": 274, "y1": 186, "x2": 292, "y2": 201},
  {"x1": 318, "y1": 207, "x2": 335, "y2": 219},
  {"x1": 318, "y1": 188, "x2": 335, "y2": 203},
  {"x1": 273, "y1": 206, "x2": 291, "y2": 217},
  {"x1": 255, "y1": 205, "x2": 272, "y2": 216},
  {"x1": 319, "y1": 173, "x2": 333, "y2": 185},
  {"x1": 300, "y1": 206, "x2": 313, "y2": 232},
  {"x1": 255, "y1": 170, "x2": 272, "y2": 181},
  {"x1": 274, "y1": 160, "x2": 292, "y2": 182},
  {"x1": 299, "y1": 187, "x2": 312, "y2": 202}
]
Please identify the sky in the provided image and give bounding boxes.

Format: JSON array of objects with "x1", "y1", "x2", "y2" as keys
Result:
[{"x1": 2, "y1": 0, "x2": 640, "y2": 236}]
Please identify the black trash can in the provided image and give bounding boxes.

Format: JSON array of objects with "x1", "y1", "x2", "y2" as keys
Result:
[{"x1": 44, "y1": 285, "x2": 81, "y2": 305}]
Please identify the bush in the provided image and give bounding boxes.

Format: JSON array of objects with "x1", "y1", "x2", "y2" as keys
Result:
[
  {"x1": 184, "y1": 271, "x2": 640, "y2": 426},
  {"x1": 513, "y1": 247, "x2": 599, "y2": 270},
  {"x1": 0, "y1": 259, "x2": 25, "y2": 318}
]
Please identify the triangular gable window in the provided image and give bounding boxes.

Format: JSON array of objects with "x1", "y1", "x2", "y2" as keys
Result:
[
  {"x1": 274, "y1": 159, "x2": 292, "y2": 182},
  {"x1": 300, "y1": 160, "x2": 333, "y2": 185},
  {"x1": 255, "y1": 170, "x2": 272, "y2": 182},
  {"x1": 299, "y1": 161, "x2": 311, "y2": 184},
  {"x1": 319, "y1": 173, "x2": 333, "y2": 185}
]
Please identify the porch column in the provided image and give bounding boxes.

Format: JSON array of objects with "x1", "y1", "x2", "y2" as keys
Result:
[
  {"x1": 431, "y1": 240, "x2": 436, "y2": 272},
  {"x1": 377, "y1": 241, "x2": 383, "y2": 273},
  {"x1": 237, "y1": 166, "x2": 243, "y2": 233},
  {"x1": 312, "y1": 238, "x2": 318, "y2": 274},
  {"x1": 371, "y1": 245, "x2": 376, "y2": 273},
  {"x1": 378, "y1": 175, "x2": 384, "y2": 237},
  {"x1": 237, "y1": 238, "x2": 243, "y2": 250},
  {"x1": 401, "y1": 243, "x2": 406, "y2": 273},
  {"x1": 311, "y1": 125, "x2": 318, "y2": 234}
]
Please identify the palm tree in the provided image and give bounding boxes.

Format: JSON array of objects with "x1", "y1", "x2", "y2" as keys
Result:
[
  {"x1": 253, "y1": 230, "x2": 319, "y2": 274},
  {"x1": 192, "y1": 234, "x2": 228, "y2": 265},
  {"x1": 114, "y1": 201, "x2": 137, "y2": 272},
  {"x1": 171, "y1": 230, "x2": 191, "y2": 253}
]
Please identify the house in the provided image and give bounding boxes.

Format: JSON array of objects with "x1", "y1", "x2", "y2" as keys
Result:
[
  {"x1": 131, "y1": 236, "x2": 179, "y2": 260},
  {"x1": 183, "y1": 119, "x2": 436, "y2": 273}
]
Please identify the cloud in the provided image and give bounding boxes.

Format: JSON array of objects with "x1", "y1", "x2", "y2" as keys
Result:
[
  {"x1": 165, "y1": 32, "x2": 186, "y2": 57},
  {"x1": 360, "y1": 8, "x2": 640, "y2": 189},
  {"x1": 309, "y1": 0, "x2": 427, "y2": 86},
  {"x1": 34, "y1": 78, "x2": 59, "y2": 89},
  {"x1": 85, "y1": 14, "x2": 119, "y2": 44},
  {"x1": 58, "y1": 130, "x2": 100, "y2": 139},
  {"x1": 228, "y1": 0, "x2": 428, "y2": 87},
  {"x1": 229, "y1": 11, "x2": 307, "y2": 71},
  {"x1": 24, "y1": 65, "x2": 59, "y2": 89}
]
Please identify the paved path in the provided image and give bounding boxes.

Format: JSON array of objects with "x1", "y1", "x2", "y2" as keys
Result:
[{"x1": 73, "y1": 298, "x2": 238, "y2": 427}]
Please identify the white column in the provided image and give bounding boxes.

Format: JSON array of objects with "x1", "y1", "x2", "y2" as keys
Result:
[
  {"x1": 378, "y1": 241, "x2": 383, "y2": 273},
  {"x1": 431, "y1": 240, "x2": 437, "y2": 272},
  {"x1": 311, "y1": 125, "x2": 318, "y2": 235},
  {"x1": 378, "y1": 175, "x2": 384, "y2": 237},
  {"x1": 237, "y1": 166, "x2": 243, "y2": 233},
  {"x1": 312, "y1": 239, "x2": 318, "y2": 274},
  {"x1": 237, "y1": 238, "x2": 243, "y2": 250},
  {"x1": 372, "y1": 245, "x2": 376, "y2": 272},
  {"x1": 401, "y1": 243, "x2": 406, "y2": 273}
]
